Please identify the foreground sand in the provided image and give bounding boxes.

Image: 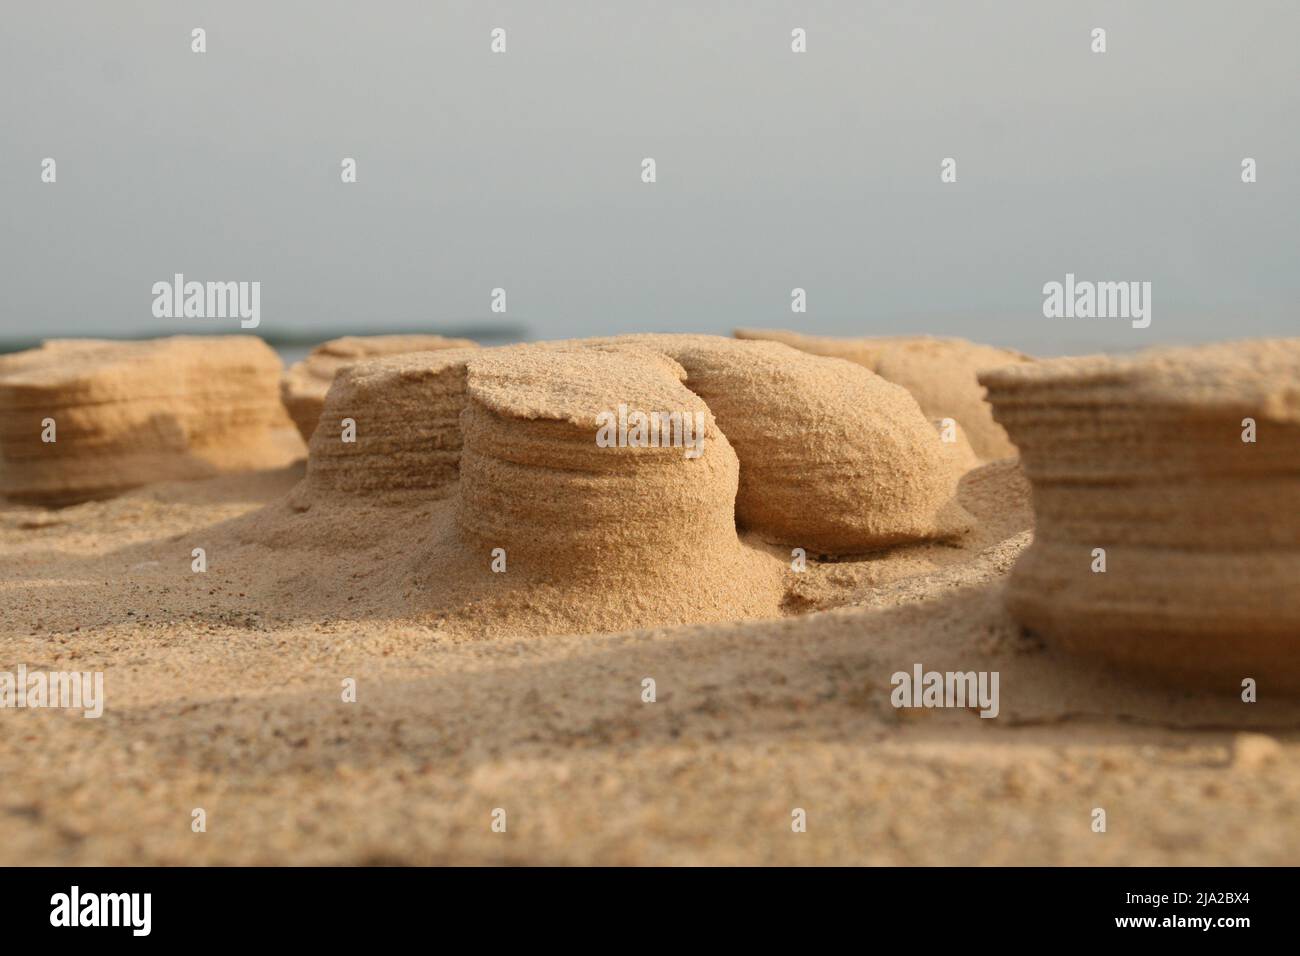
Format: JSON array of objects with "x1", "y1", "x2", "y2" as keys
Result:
[{"x1": 2, "y1": 461, "x2": 1297, "y2": 866}]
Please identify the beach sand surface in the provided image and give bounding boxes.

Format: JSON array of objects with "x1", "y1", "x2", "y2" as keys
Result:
[{"x1": 2, "y1": 457, "x2": 1297, "y2": 866}]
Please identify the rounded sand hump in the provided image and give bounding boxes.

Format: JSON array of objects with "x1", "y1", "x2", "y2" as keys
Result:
[
  {"x1": 0, "y1": 336, "x2": 303, "y2": 506},
  {"x1": 601, "y1": 335, "x2": 974, "y2": 550},
  {"x1": 734, "y1": 328, "x2": 1031, "y2": 461},
  {"x1": 981, "y1": 339, "x2": 1300, "y2": 688}
]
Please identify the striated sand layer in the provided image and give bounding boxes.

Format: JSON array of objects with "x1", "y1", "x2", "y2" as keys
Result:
[
  {"x1": 0, "y1": 337, "x2": 303, "y2": 506},
  {"x1": 981, "y1": 339, "x2": 1300, "y2": 689},
  {"x1": 449, "y1": 346, "x2": 785, "y2": 631},
  {"x1": 291, "y1": 348, "x2": 478, "y2": 503},
  {"x1": 281, "y1": 334, "x2": 478, "y2": 441},
  {"x1": 734, "y1": 328, "x2": 1031, "y2": 461}
]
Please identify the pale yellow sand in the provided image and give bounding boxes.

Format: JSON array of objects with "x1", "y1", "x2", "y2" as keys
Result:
[{"x1": 2, "y1": 460, "x2": 1297, "y2": 866}]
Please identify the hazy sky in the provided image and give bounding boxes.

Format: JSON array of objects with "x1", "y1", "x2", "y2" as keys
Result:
[{"x1": 2, "y1": 0, "x2": 1297, "y2": 354}]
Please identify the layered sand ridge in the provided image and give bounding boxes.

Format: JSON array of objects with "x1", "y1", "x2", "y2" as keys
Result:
[
  {"x1": 0, "y1": 336, "x2": 303, "y2": 506},
  {"x1": 281, "y1": 334, "x2": 478, "y2": 441},
  {"x1": 291, "y1": 348, "x2": 479, "y2": 504},
  {"x1": 734, "y1": 328, "x2": 1031, "y2": 461},
  {"x1": 980, "y1": 339, "x2": 1300, "y2": 688}
]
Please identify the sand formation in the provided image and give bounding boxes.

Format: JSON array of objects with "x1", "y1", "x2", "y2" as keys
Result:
[
  {"x1": 0, "y1": 329, "x2": 995, "y2": 635},
  {"x1": 446, "y1": 345, "x2": 785, "y2": 628},
  {"x1": 275, "y1": 334, "x2": 975, "y2": 633},
  {"x1": 595, "y1": 335, "x2": 974, "y2": 550},
  {"x1": 281, "y1": 334, "x2": 478, "y2": 441},
  {"x1": 296, "y1": 335, "x2": 973, "y2": 551},
  {"x1": 734, "y1": 328, "x2": 1031, "y2": 460},
  {"x1": 0, "y1": 336, "x2": 303, "y2": 506},
  {"x1": 291, "y1": 348, "x2": 479, "y2": 503},
  {"x1": 981, "y1": 339, "x2": 1300, "y2": 688},
  {"x1": 7, "y1": 331, "x2": 1299, "y2": 866}
]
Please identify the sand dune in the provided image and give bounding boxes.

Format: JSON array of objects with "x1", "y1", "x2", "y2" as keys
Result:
[
  {"x1": 982, "y1": 338, "x2": 1300, "y2": 689},
  {"x1": 0, "y1": 336, "x2": 303, "y2": 506}
]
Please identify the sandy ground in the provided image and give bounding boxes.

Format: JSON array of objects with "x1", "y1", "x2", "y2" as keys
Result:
[{"x1": 1, "y1": 461, "x2": 1297, "y2": 866}]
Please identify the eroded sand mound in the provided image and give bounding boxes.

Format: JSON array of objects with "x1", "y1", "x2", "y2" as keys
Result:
[
  {"x1": 291, "y1": 348, "x2": 479, "y2": 504},
  {"x1": 605, "y1": 335, "x2": 973, "y2": 552},
  {"x1": 0, "y1": 336, "x2": 303, "y2": 506},
  {"x1": 981, "y1": 339, "x2": 1300, "y2": 688},
  {"x1": 734, "y1": 328, "x2": 1031, "y2": 460},
  {"x1": 298, "y1": 334, "x2": 973, "y2": 555},
  {"x1": 442, "y1": 346, "x2": 784, "y2": 631},
  {"x1": 265, "y1": 336, "x2": 976, "y2": 633},
  {"x1": 269, "y1": 342, "x2": 788, "y2": 634},
  {"x1": 281, "y1": 334, "x2": 478, "y2": 441}
]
